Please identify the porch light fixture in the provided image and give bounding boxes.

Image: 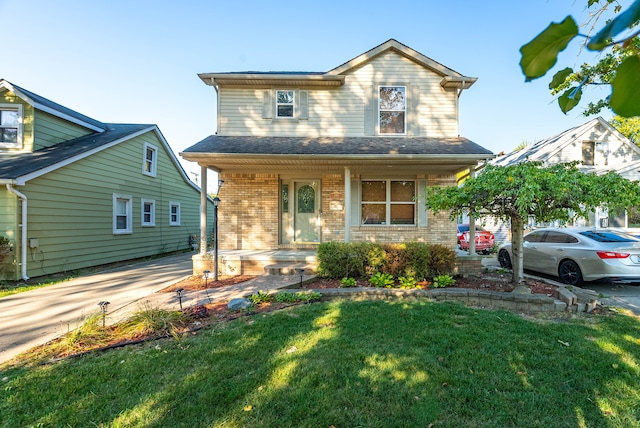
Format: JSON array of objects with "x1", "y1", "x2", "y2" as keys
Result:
[
  {"x1": 213, "y1": 196, "x2": 221, "y2": 281},
  {"x1": 97, "y1": 301, "x2": 110, "y2": 327}
]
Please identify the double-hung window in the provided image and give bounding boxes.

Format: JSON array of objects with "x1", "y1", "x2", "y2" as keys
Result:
[
  {"x1": 113, "y1": 194, "x2": 133, "y2": 234},
  {"x1": 276, "y1": 90, "x2": 294, "y2": 118},
  {"x1": 0, "y1": 105, "x2": 23, "y2": 148},
  {"x1": 379, "y1": 86, "x2": 406, "y2": 135},
  {"x1": 141, "y1": 199, "x2": 156, "y2": 226},
  {"x1": 143, "y1": 142, "x2": 158, "y2": 177},
  {"x1": 169, "y1": 202, "x2": 181, "y2": 226},
  {"x1": 361, "y1": 180, "x2": 415, "y2": 225}
]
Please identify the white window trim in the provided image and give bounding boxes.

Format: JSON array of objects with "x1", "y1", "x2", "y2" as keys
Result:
[
  {"x1": 141, "y1": 198, "x2": 156, "y2": 227},
  {"x1": 169, "y1": 201, "x2": 181, "y2": 226},
  {"x1": 378, "y1": 86, "x2": 406, "y2": 135},
  {"x1": 113, "y1": 194, "x2": 133, "y2": 234},
  {"x1": 275, "y1": 89, "x2": 295, "y2": 119},
  {"x1": 0, "y1": 104, "x2": 24, "y2": 149},
  {"x1": 360, "y1": 179, "x2": 416, "y2": 226},
  {"x1": 142, "y1": 142, "x2": 158, "y2": 177}
]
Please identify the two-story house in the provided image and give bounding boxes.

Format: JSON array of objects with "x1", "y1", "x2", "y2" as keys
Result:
[
  {"x1": 0, "y1": 80, "x2": 214, "y2": 281},
  {"x1": 181, "y1": 39, "x2": 494, "y2": 273}
]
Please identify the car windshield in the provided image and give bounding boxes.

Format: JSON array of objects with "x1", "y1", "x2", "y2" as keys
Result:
[{"x1": 579, "y1": 230, "x2": 640, "y2": 243}]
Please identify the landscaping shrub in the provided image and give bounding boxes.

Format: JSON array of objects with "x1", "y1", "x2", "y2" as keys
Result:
[
  {"x1": 428, "y1": 244, "x2": 456, "y2": 276},
  {"x1": 369, "y1": 272, "x2": 395, "y2": 288},
  {"x1": 317, "y1": 241, "x2": 456, "y2": 280}
]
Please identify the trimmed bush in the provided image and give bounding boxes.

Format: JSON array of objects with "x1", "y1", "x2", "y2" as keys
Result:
[{"x1": 317, "y1": 241, "x2": 456, "y2": 280}]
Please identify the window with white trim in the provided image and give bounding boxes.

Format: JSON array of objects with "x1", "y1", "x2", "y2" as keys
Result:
[
  {"x1": 276, "y1": 90, "x2": 294, "y2": 118},
  {"x1": 113, "y1": 194, "x2": 133, "y2": 234},
  {"x1": 361, "y1": 180, "x2": 415, "y2": 225},
  {"x1": 141, "y1": 199, "x2": 156, "y2": 226},
  {"x1": 142, "y1": 142, "x2": 158, "y2": 177},
  {"x1": 379, "y1": 86, "x2": 406, "y2": 135},
  {"x1": 169, "y1": 201, "x2": 181, "y2": 226},
  {"x1": 0, "y1": 104, "x2": 23, "y2": 148}
]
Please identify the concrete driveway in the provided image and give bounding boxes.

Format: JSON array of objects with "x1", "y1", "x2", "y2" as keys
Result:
[
  {"x1": 579, "y1": 282, "x2": 640, "y2": 315},
  {"x1": 0, "y1": 252, "x2": 193, "y2": 365}
]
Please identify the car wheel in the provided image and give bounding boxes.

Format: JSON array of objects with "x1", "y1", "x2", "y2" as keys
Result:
[
  {"x1": 558, "y1": 260, "x2": 583, "y2": 285},
  {"x1": 498, "y1": 249, "x2": 512, "y2": 269}
]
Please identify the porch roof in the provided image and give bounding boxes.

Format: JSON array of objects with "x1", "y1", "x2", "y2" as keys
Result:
[{"x1": 180, "y1": 135, "x2": 495, "y2": 173}]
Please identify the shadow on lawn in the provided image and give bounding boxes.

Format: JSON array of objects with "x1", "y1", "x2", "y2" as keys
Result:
[{"x1": 3, "y1": 300, "x2": 640, "y2": 427}]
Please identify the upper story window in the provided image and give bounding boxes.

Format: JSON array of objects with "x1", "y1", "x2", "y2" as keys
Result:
[
  {"x1": 361, "y1": 180, "x2": 415, "y2": 225},
  {"x1": 276, "y1": 90, "x2": 295, "y2": 118},
  {"x1": 143, "y1": 142, "x2": 158, "y2": 177},
  {"x1": 582, "y1": 141, "x2": 595, "y2": 166},
  {"x1": 379, "y1": 86, "x2": 406, "y2": 135},
  {"x1": 0, "y1": 105, "x2": 23, "y2": 148}
]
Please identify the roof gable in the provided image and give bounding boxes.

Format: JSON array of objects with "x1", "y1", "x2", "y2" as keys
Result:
[
  {"x1": 492, "y1": 117, "x2": 640, "y2": 167},
  {"x1": 0, "y1": 79, "x2": 105, "y2": 132},
  {"x1": 199, "y1": 39, "x2": 476, "y2": 90}
]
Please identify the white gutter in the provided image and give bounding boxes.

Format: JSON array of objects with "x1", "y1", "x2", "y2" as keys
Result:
[{"x1": 6, "y1": 184, "x2": 29, "y2": 280}]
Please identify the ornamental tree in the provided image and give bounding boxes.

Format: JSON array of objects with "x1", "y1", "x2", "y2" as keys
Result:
[
  {"x1": 425, "y1": 161, "x2": 640, "y2": 285},
  {"x1": 520, "y1": 0, "x2": 640, "y2": 117}
]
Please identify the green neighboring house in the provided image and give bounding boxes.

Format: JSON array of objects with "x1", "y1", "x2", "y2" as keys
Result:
[{"x1": 0, "y1": 79, "x2": 213, "y2": 281}]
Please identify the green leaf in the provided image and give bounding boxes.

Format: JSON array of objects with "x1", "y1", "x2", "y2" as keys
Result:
[
  {"x1": 610, "y1": 55, "x2": 640, "y2": 117},
  {"x1": 520, "y1": 16, "x2": 579, "y2": 81},
  {"x1": 587, "y1": 0, "x2": 640, "y2": 51},
  {"x1": 558, "y1": 87, "x2": 582, "y2": 114},
  {"x1": 549, "y1": 67, "x2": 573, "y2": 89}
]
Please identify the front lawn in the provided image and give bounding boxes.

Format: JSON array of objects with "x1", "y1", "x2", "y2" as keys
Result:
[{"x1": 2, "y1": 300, "x2": 640, "y2": 427}]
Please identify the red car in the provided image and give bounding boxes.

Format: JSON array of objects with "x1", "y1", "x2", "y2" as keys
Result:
[{"x1": 457, "y1": 224, "x2": 495, "y2": 254}]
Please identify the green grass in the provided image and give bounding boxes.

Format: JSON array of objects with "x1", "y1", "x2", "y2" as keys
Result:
[
  {"x1": 0, "y1": 278, "x2": 73, "y2": 298},
  {"x1": 2, "y1": 300, "x2": 640, "y2": 427}
]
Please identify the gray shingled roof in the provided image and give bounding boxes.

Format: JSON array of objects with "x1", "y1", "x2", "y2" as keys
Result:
[
  {"x1": 0, "y1": 124, "x2": 151, "y2": 180},
  {"x1": 183, "y1": 135, "x2": 494, "y2": 157},
  {"x1": 4, "y1": 81, "x2": 106, "y2": 131}
]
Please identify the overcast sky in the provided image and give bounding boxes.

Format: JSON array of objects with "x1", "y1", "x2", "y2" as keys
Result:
[{"x1": 0, "y1": 0, "x2": 617, "y2": 184}]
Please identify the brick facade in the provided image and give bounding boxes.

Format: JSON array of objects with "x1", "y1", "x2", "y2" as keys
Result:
[{"x1": 217, "y1": 172, "x2": 458, "y2": 250}]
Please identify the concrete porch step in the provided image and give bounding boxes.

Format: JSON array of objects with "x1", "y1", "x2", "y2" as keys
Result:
[{"x1": 264, "y1": 263, "x2": 317, "y2": 276}]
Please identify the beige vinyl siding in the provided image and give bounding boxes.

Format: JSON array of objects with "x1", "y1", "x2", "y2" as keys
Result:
[
  {"x1": 33, "y1": 111, "x2": 95, "y2": 150},
  {"x1": 18, "y1": 130, "x2": 212, "y2": 278},
  {"x1": 556, "y1": 127, "x2": 640, "y2": 166},
  {"x1": 217, "y1": 51, "x2": 459, "y2": 138}
]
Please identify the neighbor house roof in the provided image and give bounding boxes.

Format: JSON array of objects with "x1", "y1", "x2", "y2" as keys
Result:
[
  {"x1": 0, "y1": 124, "x2": 152, "y2": 184},
  {"x1": 492, "y1": 116, "x2": 640, "y2": 166},
  {"x1": 0, "y1": 79, "x2": 106, "y2": 132},
  {"x1": 198, "y1": 39, "x2": 476, "y2": 90}
]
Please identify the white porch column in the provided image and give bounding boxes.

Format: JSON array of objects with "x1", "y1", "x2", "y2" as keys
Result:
[
  {"x1": 468, "y1": 167, "x2": 476, "y2": 255},
  {"x1": 199, "y1": 164, "x2": 208, "y2": 255},
  {"x1": 344, "y1": 166, "x2": 351, "y2": 242}
]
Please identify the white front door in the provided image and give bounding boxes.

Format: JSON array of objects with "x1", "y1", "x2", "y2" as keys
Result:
[{"x1": 294, "y1": 181, "x2": 320, "y2": 243}]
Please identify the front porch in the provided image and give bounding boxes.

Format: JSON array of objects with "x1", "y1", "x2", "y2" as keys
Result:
[{"x1": 191, "y1": 249, "x2": 484, "y2": 278}]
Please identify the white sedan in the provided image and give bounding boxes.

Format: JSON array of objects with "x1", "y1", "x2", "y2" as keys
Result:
[{"x1": 498, "y1": 227, "x2": 640, "y2": 285}]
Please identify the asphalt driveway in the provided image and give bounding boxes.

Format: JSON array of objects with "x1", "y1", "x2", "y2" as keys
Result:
[{"x1": 0, "y1": 252, "x2": 194, "y2": 365}]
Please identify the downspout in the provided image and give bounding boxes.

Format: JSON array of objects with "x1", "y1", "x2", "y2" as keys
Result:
[{"x1": 6, "y1": 184, "x2": 29, "y2": 280}]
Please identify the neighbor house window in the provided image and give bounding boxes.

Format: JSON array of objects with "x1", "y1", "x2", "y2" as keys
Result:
[
  {"x1": 143, "y1": 142, "x2": 158, "y2": 176},
  {"x1": 582, "y1": 141, "x2": 595, "y2": 166},
  {"x1": 0, "y1": 105, "x2": 23, "y2": 148},
  {"x1": 361, "y1": 180, "x2": 415, "y2": 225},
  {"x1": 113, "y1": 194, "x2": 133, "y2": 234},
  {"x1": 169, "y1": 201, "x2": 181, "y2": 226},
  {"x1": 276, "y1": 90, "x2": 294, "y2": 118},
  {"x1": 379, "y1": 86, "x2": 406, "y2": 134},
  {"x1": 141, "y1": 199, "x2": 155, "y2": 226}
]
